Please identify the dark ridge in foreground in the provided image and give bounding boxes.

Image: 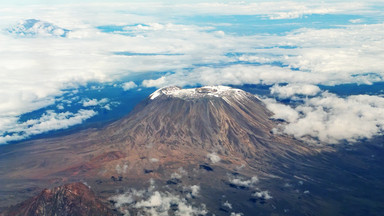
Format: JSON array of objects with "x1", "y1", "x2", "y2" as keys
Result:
[{"x1": 2, "y1": 182, "x2": 118, "y2": 216}]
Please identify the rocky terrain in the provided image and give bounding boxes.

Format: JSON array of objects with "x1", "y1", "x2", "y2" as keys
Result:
[
  {"x1": 2, "y1": 182, "x2": 118, "y2": 216},
  {"x1": 0, "y1": 86, "x2": 383, "y2": 215}
]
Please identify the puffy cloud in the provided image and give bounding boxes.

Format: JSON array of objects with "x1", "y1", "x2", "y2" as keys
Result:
[
  {"x1": 190, "y1": 185, "x2": 200, "y2": 197},
  {"x1": 171, "y1": 172, "x2": 182, "y2": 179},
  {"x1": 141, "y1": 22, "x2": 384, "y2": 88},
  {"x1": 116, "y1": 164, "x2": 128, "y2": 175},
  {"x1": 81, "y1": 98, "x2": 118, "y2": 110},
  {"x1": 229, "y1": 176, "x2": 259, "y2": 188},
  {"x1": 265, "y1": 93, "x2": 384, "y2": 144},
  {"x1": 223, "y1": 201, "x2": 232, "y2": 209},
  {"x1": 122, "y1": 81, "x2": 138, "y2": 91},
  {"x1": 230, "y1": 212, "x2": 244, "y2": 216},
  {"x1": 171, "y1": 167, "x2": 188, "y2": 179},
  {"x1": 135, "y1": 191, "x2": 163, "y2": 208},
  {"x1": 142, "y1": 76, "x2": 167, "y2": 88},
  {"x1": 111, "y1": 180, "x2": 207, "y2": 216},
  {"x1": 135, "y1": 192, "x2": 207, "y2": 216},
  {"x1": 252, "y1": 190, "x2": 273, "y2": 199},
  {"x1": 56, "y1": 104, "x2": 65, "y2": 110},
  {"x1": 0, "y1": 109, "x2": 97, "y2": 144},
  {"x1": 111, "y1": 189, "x2": 144, "y2": 208},
  {"x1": 279, "y1": 24, "x2": 384, "y2": 84},
  {"x1": 183, "y1": 185, "x2": 201, "y2": 199},
  {"x1": 207, "y1": 153, "x2": 221, "y2": 163},
  {"x1": 270, "y1": 84, "x2": 321, "y2": 98},
  {"x1": 142, "y1": 65, "x2": 325, "y2": 88},
  {"x1": 263, "y1": 98, "x2": 299, "y2": 123},
  {"x1": 268, "y1": 9, "x2": 333, "y2": 20},
  {"x1": 82, "y1": 98, "x2": 109, "y2": 107}
]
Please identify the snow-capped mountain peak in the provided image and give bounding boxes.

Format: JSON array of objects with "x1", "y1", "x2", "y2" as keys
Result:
[
  {"x1": 149, "y1": 86, "x2": 249, "y2": 100},
  {"x1": 7, "y1": 19, "x2": 69, "y2": 37}
]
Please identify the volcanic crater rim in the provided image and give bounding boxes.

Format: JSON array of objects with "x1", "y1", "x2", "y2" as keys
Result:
[{"x1": 149, "y1": 85, "x2": 248, "y2": 100}]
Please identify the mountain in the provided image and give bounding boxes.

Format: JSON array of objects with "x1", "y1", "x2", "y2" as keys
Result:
[
  {"x1": 0, "y1": 86, "x2": 311, "y2": 180},
  {"x1": 103, "y1": 86, "x2": 313, "y2": 172},
  {"x1": 2, "y1": 182, "x2": 118, "y2": 216},
  {"x1": 7, "y1": 19, "x2": 69, "y2": 37},
  {"x1": 1, "y1": 86, "x2": 383, "y2": 216},
  {"x1": 1, "y1": 86, "x2": 314, "y2": 212}
]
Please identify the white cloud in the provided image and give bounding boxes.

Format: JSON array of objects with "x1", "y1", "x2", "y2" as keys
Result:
[
  {"x1": 268, "y1": 7, "x2": 338, "y2": 20},
  {"x1": 81, "y1": 98, "x2": 117, "y2": 110},
  {"x1": 111, "y1": 180, "x2": 207, "y2": 216},
  {"x1": 122, "y1": 81, "x2": 138, "y2": 91},
  {"x1": 270, "y1": 84, "x2": 321, "y2": 98},
  {"x1": 171, "y1": 167, "x2": 188, "y2": 179},
  {"x1": 229, "y1": 176, "x2": 259, "y2": 188},
  {"x1": 265, "y1": 93, "x2": 384, "y2": 144},
  {"x1": 111, "y1": 189, "x2": 144, "y2": 208},
  {"x1": 0, "y1": 109, "x2": 97, "y2": 144},
  {"x1": 142, "y1": 76, "x2": 167, "y2": 88},
  {"x1": 0, "y1": 11, "x2": 245, "y2": 143},
  {"x1": 135, "y1": 191, "x2": 163, "y2": 208},
  {"x1": 135, "y1": 192, "x2": 207, "y2": 216},
  {"x1": 230, "y1": 213, "x2": 243, "y2": 216},
  {"x1": 223, "y1": 201, "x2": 232, "y2": 209},
  {"x1": 349, "y1": 18, "x2": 363, "y2": 23},
  {"x1": 116, "y1": 164, "x2": 128, "y2": 174},
  {"x1": 252, "y1": 190, "x2": 273, "y2": 199},
  {"x1": 207, "y1": 153, "x2": 221, "y2": 163},
  {"x1": 56, "y1": 104, "x2": 64, "y2": 110},
  {"x1": 81, "y1": 1, "x2": 371, "y2": 19},
  {"x1": 184, "y1": 185, "x2": 200, "y2": 199},
  {"x1": 142, "y1": 65, "x2": 326, "y2": 88},
  {"x1": 171, "y1": 172, "x2": 182, "y2": 179},
  {"x1": 82, "y1": 98, "x2": 109, "y2": 107},
  {"x1": 262, "y1": 98, "x2": 300, "y2": 123},
  {"x1": 190, "y1": 185, "x2": 200, "y2": 197},
  {"x1": 279, "y1": 24, "x2": 384, "y2": 84},
  {"x1": 142, "y1": 22, "x2": 384, "y2": 88}
]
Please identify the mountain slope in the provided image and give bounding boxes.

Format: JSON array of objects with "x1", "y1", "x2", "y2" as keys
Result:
[
  {"x1": 0, "y1": 86, "x2": 317, "y2": 211},
  {"x1": 1, "y1": 86, "x2": 383, "y2": 216},
  {"x1": 106, "y1": 86, "x2": 311, "y2": 161}
]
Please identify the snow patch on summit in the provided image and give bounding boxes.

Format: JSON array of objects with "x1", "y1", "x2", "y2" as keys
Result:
[{"x1": 149, "y1": 86, "x2": 248, "y2": 100}]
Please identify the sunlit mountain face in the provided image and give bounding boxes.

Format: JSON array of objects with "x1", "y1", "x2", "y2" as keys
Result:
[{"x1": 0, "y1": 1, "x2": 384, "y2": 215}]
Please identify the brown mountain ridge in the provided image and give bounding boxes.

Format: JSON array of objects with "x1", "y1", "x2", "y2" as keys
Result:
[{"x1": 2, "y1": 182, "x2": 118, "y2": 216}]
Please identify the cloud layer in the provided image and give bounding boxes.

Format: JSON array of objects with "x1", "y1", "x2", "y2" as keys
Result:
[
  {"x1": 0, "y1": 109, "x2": 97, "y2": 144},
  {"x1": 264, "y1": 92, "x2": 384, "y2": 144},
  {"x1": 110, "y1": 179, "x2": 207, "y2": 216},
  {"x1": 141, "y1": 22, "x2": 384, "y2": 88},
  {"x1": 0, "y1": 1, "x2": 383, "y2": 144}
]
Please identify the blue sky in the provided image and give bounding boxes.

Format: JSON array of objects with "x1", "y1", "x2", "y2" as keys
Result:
[{"x1": 1, "y1": 0, "x2": 384, "y2": 144}]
